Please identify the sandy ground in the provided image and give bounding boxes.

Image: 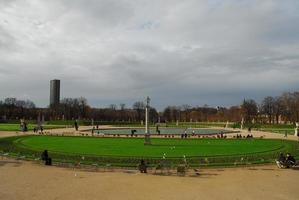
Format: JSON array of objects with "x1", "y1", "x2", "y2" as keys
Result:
[
  {"x1": 1, "y1": 157, "x2": 299, "y2": 200},
  {"x1": 1, "y1": 125, "x2": 298, "y2": 141},
  {"x1": 1, "y1": 126, "x2": 299, "y2": 200}
]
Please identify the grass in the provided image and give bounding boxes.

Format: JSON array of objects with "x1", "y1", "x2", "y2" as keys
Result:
[
  {"x1": 16, "y1": 136, "x2": 289, "y2": 157},
  {"x1": 0, "y1": 124, "x2": 67, "y2": 131},
  {"x1": 1, "y1": 120, "x2": 297, "y2": 137},
  {"x1": 94, "y1": 128, "x2": 233, "y2": 135},
  {"x1": 1, "y1": 135, "x2": 299, "y2": 167},
  {"x1": 226, "y1": 122, "x2": 295, "y2": 135},
  {"x1": 259, "y1": 128, "x2": 294, "y2": 135}
]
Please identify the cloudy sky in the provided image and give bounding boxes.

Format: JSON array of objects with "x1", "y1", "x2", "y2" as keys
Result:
[{"x1": 0, "y1": 0, "x2": 299, "y2": 110}]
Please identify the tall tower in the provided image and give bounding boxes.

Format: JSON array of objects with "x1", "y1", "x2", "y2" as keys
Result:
[{"x1": 50, "y1": 79, "x2": 60, "y2": 106}]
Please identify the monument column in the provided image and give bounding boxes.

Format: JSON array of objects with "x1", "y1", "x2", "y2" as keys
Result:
[{"x1": 144, "y1": 96, "x2": 151, "y2": 145}]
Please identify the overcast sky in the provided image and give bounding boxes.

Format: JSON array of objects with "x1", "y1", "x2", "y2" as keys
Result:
[{"x1": 0, "y1": 0, "x2": 299, "y2": 110}]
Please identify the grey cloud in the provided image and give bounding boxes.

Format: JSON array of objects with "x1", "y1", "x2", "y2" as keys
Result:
[
  {"x1": 0, "y1": 25, "x2": 15, "y2": 51},
  {"x1": 0, "y1": 0, "x2": 299, "y2": 110}
]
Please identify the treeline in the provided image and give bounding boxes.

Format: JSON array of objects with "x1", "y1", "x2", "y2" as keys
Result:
[
  {"x1": 0, "y1": 97, "x2": 159, "y2": 123},
  {"x1": 1, "y1": 91, "x2": 299, "y2": 124},
  {"x1": 164, "y1": 91, "x2": 299, "y2": 124},
  {"x1": 0, "y1": 98, "x2": 37, "y2": 121}
]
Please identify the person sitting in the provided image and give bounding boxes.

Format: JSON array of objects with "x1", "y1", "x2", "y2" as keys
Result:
[
  {"x1": 285, "y1": 153, "x2": 296, "y2": 168},
  {"x1": 41, "y1": 150, "x2": 52, "y2": 166},
  {"x1": 276, "y1": 153, "x2": 286, "y2": 168},
  {"x1": 138, "y1": 159, "x2": 147, "y2": 173},
  {"x1": 41, "y1": 150, "x2": 48, "y2": 161}
]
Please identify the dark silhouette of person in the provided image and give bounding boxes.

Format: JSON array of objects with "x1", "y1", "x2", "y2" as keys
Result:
[
  {"x1": 286, "y1": 153, "x2": 296, "y2": 168},
  {"x1": 138, "y1": 159, "x2": 147, "y2": 173},
  {"x1": 41, "y1": 150, "x2": 52, "y2": 166},
  {"x1": 41, "y1": 150, "x2": 48, "y2": 161},
  {"x1": 131, "y1": 129, "x2": 136, "y2": 136},
  {"x1": 276, "y1": 153, "x2": 286, "y2": 168},
  {"x1": 23, "y1": 122, "x2": 28, "y2": 132},
  {"x1": 156, "y1": 125, "x2": 161, "y2": 135},
  {"x1": 74, "y1": 120, "x2": 79, "y2": 131}
]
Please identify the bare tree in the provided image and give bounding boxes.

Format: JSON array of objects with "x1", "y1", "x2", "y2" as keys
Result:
[
  {"x1": 241, "y1": 99, "x2": 258, "y2": 123},
  {"x1": 109, "y1": 104, "x2": 117, "y2": 110},
  {"x1": 133, "y1": 101, "x2": 145, "y2": 121},
  {"x1": 261, "y1": 96, "x2": 275, "y2": 123},
  {"x1": 119, "y1": 103, "x2": 126, "y2": 110}
]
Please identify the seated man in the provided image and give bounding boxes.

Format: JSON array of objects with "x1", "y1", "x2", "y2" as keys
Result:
[
  {"x1": 41, "y1": 150, "x2": 52, "y2": 166},
  {"x1": 276, "y1": 153, "x2": 286, "y2": 168},
  {"x1": 41, "y1": 150, "x2": 48, "y2": 161},
  {"x1": 285, "y1": 153, "x2": 296, "y2": 168},
  {"x1": 138, "y1": 159, "x2": 147, "y2": 173}
]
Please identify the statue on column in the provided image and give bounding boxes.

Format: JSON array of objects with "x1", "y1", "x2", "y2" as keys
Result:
[
  {"x1": 240, "y1": 117, "x2": 244, "y2": 130},
  {"x1": 20, "y1": 119, "x2": 28, "y2": 132},
  {"x1": 144, "y1": 96, "x2": 151, "y2": 145}
]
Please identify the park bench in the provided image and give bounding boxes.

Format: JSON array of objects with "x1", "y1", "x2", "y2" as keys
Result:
[
  {"x1": 154, "y1": 160, "x2": 171, "y2": 175},
  {"x1": 176, "y1": 164, "x2": 188, "y2": 176}
]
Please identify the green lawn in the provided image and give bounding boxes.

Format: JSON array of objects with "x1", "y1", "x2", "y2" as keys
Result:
[
  {"x1": 1, "y1": 135, "x2": 299, "y2": 167},
  {"x1": 259, "y1": 128, "x2": 295, "y2": 135},
  {"x1": 15, "y1": 136, "x2": 289, "y2": 158},
  {"x1": 0, "y1": 124, "x2": 67, "y2": 131}
]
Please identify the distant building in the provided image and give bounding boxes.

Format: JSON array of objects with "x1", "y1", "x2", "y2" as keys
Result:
[{"x1": 50, "y1": 79, "x2": 60, "y2": 106}]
